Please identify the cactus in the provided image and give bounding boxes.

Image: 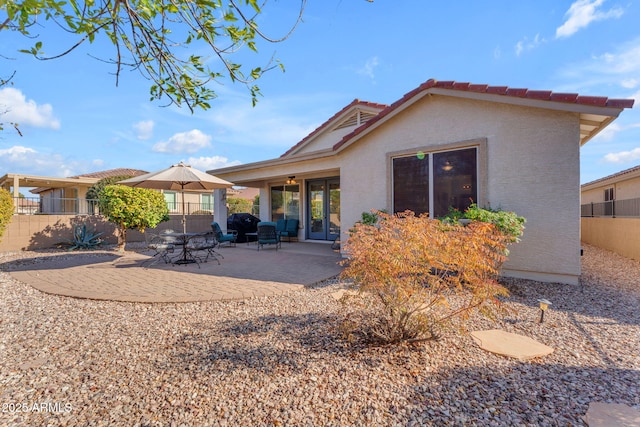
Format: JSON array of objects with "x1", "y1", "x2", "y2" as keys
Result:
[{"x1": 67, "y1": 224, "x2": 104, "y2": 250}]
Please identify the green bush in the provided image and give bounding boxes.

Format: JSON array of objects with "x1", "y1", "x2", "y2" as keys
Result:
[
  {"x1": 441, "y1": 203, "x2": 526, "y2": 243},
  {"x1": 98, "y1": 185, "x2": 169, "y2": 251},
  {"x1": 0, "y1": 188, "x2": 14, "y2": 242}
]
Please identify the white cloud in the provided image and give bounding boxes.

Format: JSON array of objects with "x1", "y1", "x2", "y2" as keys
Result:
[
  {"x1": 555, "y1": 37, "x2": 640, "y2": 93},
  {"x1": 0, "y1": 88, "x2": 60, "y2": 129},
  {"x1": 621, "y1": 79, "x2": 639, "y2": 89},
  {"x1": 152, "y1": 129, "x2": 212, "y2": 154},
  {"x1": 356, "y1": 56, "x2": 380, "y2": 81},
  {"x1": 515, "y1": 34, "x2": 544, "y2": 56},
  {"x1": 0, "y1": 145, "x2": 78, "y2": 176},
  {"x1": 185, "y1": 156, "x2": 242, "y2": 171},
  {"x1": 556, "y1": 0, "x2": 623, "y2": 38},
  {"x1": 604, "y1": 147, "x2": 640, "y2": 163},
  {"x1": 133, "y1": 120, "x2": 154, "y2": 140}
]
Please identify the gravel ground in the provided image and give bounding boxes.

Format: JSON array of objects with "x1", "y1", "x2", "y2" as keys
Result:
[{"x1": 0, "y1": 244, "x2": 639, "y2": 426}]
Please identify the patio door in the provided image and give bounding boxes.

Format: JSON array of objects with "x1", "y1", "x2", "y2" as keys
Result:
[{"x1": 307, "y1": 178, "x2": 340, "y2": 241}]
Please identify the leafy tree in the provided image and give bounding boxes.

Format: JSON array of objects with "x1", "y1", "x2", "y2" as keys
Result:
[
  {"x1": 86, "y1": 175, "x2": 135, "y2": 201},
  {"x1": 0, "y1": 188, "x2": 14, "y2": 242},
  {"x1": 98, "y1": 184, "x2": 169, "y2": 251},
  {"x1": 1, "y1": 0, "x2": 307, "y2": 111},
  {"x1": 340, "y1": 211, "x2": 513, "y2": 344},
  {"x1": 227, "y1": 196, "x2": 254, "y2": 215}
]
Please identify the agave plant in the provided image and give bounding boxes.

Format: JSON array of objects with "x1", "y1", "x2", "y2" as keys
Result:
[{"x1": 67, "y1": 224, "x2": 104, "y2": 251}]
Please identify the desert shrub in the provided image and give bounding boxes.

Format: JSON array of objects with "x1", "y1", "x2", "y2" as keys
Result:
[
  {"x1": 0, "y1": 188, "x2": 14, "y2": 241},
  {"x1": 340, "y1": 210, "x2": 512, "y2": 344},
  {"x1": 64, "y1": 224, "x2": 104, "y2": 250},
  {"x1": 441, "y1": 203, "x2": 526, "y2": 243},
  {"x1": 359, "y1": 210, "x2": 384, "y2": 226}
]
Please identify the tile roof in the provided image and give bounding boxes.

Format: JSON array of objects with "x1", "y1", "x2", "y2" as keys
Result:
[
  {"x1": 28, "y1": 168, "x2": 150, "y2": 193},
  {"x1": 72, "y1": 168, "x2": 149, "y2": 179},
  {"x1": 582, "y1": 164, "x2": 640, "y2": 188},
  {"x1": 280, "y1": 99, "x2": 388, "y2": 157},
  {"x1": 332, "y1": 79, "x2": 635, "y2": 152}
]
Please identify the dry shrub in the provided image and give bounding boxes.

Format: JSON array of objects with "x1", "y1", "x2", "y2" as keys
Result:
[{"x1": 340, "y1": 211, "x2": 512, "y2": 344}]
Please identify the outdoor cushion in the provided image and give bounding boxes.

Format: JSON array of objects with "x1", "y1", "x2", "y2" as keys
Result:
[
  {"x1": 281, "y1": 219, "x2": 299, "y2": 242},
  {"x1": 276, "y1": 219, "x2": 287, "y2": 234},
  {"x1": 211, "y1": 222, "x2": 237, "y2": 247},
  {"x1": 257, "y1": 222, "x2": 281, "y2": 250}
]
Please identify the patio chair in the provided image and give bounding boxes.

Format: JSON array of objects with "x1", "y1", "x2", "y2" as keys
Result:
[
  {"x1": 281, "y1": 219, "x2": 299, "y2": 242},
  {"x1": 186, "y1": 232, "x2": 221, "y2": 266},
  {"x1": 159, "y1": 229, "x2": 182, "y2": 246},
  {"x1": 211, "y1": 222, "x2": 238, "y2": 247},
  {"x1": 256, "y1": 221, "x2": 281, "y2": 251},
  {"x1": 143, "y1": 232, "x2": 175, "y2": 267}
]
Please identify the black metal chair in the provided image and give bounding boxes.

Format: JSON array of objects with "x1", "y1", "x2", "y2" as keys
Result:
[
  {"x1": 186, "y1": 232, "x2": 221, "y2": 266},
  {"x1": 256, "y1": 221, "x2": 281, "y2": 251},
  {"x1": 143, "y1": 232, "x2": 175, "y2": 266}
]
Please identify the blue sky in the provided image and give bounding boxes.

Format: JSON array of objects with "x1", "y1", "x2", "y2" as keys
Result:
[{"x1": 1, "y1": 0, "x2": 638, "y2": 185}]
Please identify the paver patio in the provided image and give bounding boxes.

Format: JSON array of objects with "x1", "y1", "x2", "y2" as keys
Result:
[{"x1": 6, "y1": 242, "x2": 343, "y2": 303}]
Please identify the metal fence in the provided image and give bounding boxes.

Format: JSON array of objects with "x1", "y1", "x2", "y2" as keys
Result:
[
  {"x1": 581, "y1": 197, "x2": 640, "y2": 217},
  {"x1": 12, "y1": 197, "x2": 218, "y2": 216}
]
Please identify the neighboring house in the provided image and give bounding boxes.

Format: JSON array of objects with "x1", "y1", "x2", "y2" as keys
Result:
[
  {"x1": 29, "y1": 168, "x2": 149, "y2": 214},
  {"x1": 580, "y1": 164, "x2": 640, "y2": 261},
  {"x1": 0, "y1": 168, "x2": 215, "y2": 215},
  {"x1": 581, "y1": 164, "x2": 640, "y2": 217},
  {"x1": 210, "y1": 78, "x2": 634, "y2": 285}
]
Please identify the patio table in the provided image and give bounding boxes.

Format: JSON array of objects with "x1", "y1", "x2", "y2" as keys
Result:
[
  {"x1": 162, "y1": 232, "x2": 206, "y2": 265},
  {"x1": 245, "y1": 232, "x2": 258, "y2": 245}
]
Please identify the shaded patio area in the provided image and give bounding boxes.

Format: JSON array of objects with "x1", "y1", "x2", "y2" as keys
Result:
[{"x1": 6, "y1": 242, "x2": 343, "y2": 303}]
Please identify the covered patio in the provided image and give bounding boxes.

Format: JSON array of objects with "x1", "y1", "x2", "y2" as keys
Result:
[{"x1": 5, "y1": 242, "x2": 342, "y2": 303}]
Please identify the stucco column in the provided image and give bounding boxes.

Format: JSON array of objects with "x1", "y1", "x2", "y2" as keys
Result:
[
  {"x1": 12, "y1": 175, "x2": 19, "y2": 213},
  {"x1": 213, "y1": 188, "x2": 228, "y2": 231},
  {"x1": 259, "y1": 187, "x2": 269, "y2": 221}
]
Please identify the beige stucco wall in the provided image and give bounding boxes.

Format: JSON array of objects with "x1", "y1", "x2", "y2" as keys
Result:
[
  {"x1": 295, "y1": 126, "x2": 356, "y2": 155},
  {"x1": 337, "y1": 95, "x2": 581, "y2": 284},
  {"x1": 581, "y1": 217, "x2": 640, "y2": 261}
]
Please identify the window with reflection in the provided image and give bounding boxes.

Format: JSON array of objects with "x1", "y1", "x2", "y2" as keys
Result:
[
  {"x1": 393, "y1": 147, "x2": 477, "y2": 218},
  {"x1": 271, "y1": 184, "x2": 300, "y2": 221}
]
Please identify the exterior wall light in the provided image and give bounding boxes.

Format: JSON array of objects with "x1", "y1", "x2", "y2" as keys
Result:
[{"x1": 286, "y1": 176, "x2": 296, "y2": 185}]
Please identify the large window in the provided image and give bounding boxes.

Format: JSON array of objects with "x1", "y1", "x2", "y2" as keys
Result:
[
  {"x1": 201, "y1": 193, "x2": 213, "y2": 212},
  {"x1": 393, "y1": 147, "x2": 477, "y2": 218},
  {"x1": 271, "y1": 184, "x2": 300, "y2": 221},
  {"x1": 164, "y1": 191, "x2": 178, "y2": 212}
]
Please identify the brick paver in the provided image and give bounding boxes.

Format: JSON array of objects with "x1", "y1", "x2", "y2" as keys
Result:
[{"x1": 7, "y1": 243, "x2": 343, "y2": 303}]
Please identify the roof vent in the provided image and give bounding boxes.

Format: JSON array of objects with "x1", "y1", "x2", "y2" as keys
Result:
[{"x1": 334, "y1": 110, "x2": 378, "y2": 130}]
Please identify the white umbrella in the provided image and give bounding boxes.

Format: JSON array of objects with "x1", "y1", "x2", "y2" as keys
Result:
[{"x1": 119, "y1": 162, "x2": 234, "y2": 233}]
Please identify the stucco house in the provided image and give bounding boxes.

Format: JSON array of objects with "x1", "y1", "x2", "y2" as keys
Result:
[
  {"x1": 580, "y1": 164, "x2": 640, "y2": 261},
  {"x1": 0, "y1": 168, "x2": 216, "y2": 215},
  {"x1": 581, "y1": 164, "x2": 640, "y2": 216},
  {"x1": 209, "y1": 79, "x2": 634, "y2": 285}
]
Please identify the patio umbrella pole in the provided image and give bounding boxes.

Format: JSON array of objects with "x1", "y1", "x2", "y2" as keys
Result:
[{"x1": 181, "y1": 186, "x2": 187, "y2": 234}]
